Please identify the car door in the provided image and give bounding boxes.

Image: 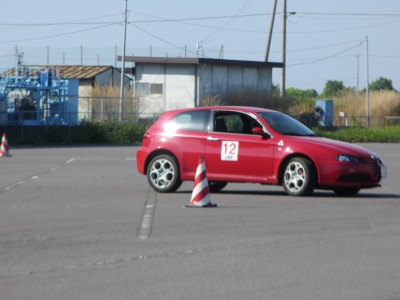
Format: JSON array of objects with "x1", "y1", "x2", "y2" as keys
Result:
[
  {"x1": 204, "y1": 110, "x2": 275, "y2": 183},
  {"x1": 163, "y1": 109, "x2": 210, "y2": 179}
]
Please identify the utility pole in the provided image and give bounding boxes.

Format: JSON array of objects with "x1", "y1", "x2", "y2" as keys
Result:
[
  {"x1": 80, "y1": 45, "x2": 83, "y2": 65},
  {"x1": 14, "y1": 46, "x2": 19, "y2": 84},
  {"x1": 265, "y1": 0, "x2": 287, "y2": 97},
  {"x1": 119, "y1": 0, "x2": 128, "y2": 122},
  {"x1": 264, "y1": 0, "x2": 277, "y2": 62},
  {"x1": 280, "y1": 0, "x2": 287, "y2": 97},
  {"x1": 356, "y1": 53, "x2": 359, "y2": 91}
]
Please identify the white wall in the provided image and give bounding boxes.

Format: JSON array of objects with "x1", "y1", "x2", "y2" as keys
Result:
[
  {"x1": 136, "y1": 64, "x2": 196, "y2": 114},
  {"x1": 165, "y1": 65, "x2": 196, "y2": 110},
  {"x1": 135, "y1": 62, "x2": 273, "y2": 114}
]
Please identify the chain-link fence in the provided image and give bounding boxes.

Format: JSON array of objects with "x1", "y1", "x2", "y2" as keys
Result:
[
  {"x1": 2, "y1": 96, "x2": 399, "y2": 128},
  {"x1": 0, "y1": 96, "x2": 162, "y2": 126}
]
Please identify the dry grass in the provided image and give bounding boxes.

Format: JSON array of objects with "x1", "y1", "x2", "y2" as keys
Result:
[
  {"x1": 285, "y1": 90, "x2": 400, "y2": 127},
  {"x1": 201, "y1": 91, "x2": 296, "y2": 114},
  {"x1": 89, "y1": 84, "x2": 140, "y2": 121},
  {"x1": 287, "y1": 90, "x2": 399, "y2": 117},
  {"x1": 91, "y1": 84, "x2": 122, "y2": 98},
  {"x1": 332, "y1": 90, "x2": 400, "y2": 117},
  {"x1": 89, "y1": 83, "x2": 399, "y2": 126}
]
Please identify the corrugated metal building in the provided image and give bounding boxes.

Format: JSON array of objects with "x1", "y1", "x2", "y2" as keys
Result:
[
  {"x1": 51, "y1": 65, "x2": 130, "y2": 123},
  {"x1": 121, "y1": 56, "x2": 283, "y2": 115}
]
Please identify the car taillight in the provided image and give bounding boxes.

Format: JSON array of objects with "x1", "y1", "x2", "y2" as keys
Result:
[
  {"x1": 141, "y1": 133, "x2": 151, "y2": 146},
  {"x1": 142, "y1": 133, "x2": 151, "y2": 142}
]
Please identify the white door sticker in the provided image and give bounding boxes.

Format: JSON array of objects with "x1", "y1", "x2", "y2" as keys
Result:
[{"x1": 221, "y1": 141, "x2": 239, "y2": 161}]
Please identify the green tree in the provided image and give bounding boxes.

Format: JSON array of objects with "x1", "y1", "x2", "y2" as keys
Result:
[
  {"x1": 286, "y1": 88, "x2": 318, "y2": 100},
  {"x1": 322, "y1": 80, "x2": 346, "y2": 97},
  {"x1": 369, "y1": 77, "x2": 394, "y2": 91}
]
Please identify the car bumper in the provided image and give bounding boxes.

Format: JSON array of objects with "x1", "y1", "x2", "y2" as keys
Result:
[
  {"x1": 136, "y1": 148, "x2": 148, "y2": 174},
  {"x1": 318, "y1": 157, "x2": 386, "y2": 188}
]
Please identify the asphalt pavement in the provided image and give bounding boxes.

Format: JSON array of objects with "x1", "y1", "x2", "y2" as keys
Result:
[{"x1": 0, "y1": 144, "x2": 399, "y2": 300}]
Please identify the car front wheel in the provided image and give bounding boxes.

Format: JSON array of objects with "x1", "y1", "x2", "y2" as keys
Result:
[
  {"x1": 283, "y1": 157, "x2": 316, "y2": 196},
  {"x1": 147, "y1": 154, "x2": 182, "y2": 193}
]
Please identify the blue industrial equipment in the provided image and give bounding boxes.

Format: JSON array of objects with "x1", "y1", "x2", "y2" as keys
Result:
[
  {"x1": 0, "y1": 66, "x2": 68, "y2": 125},
  {"x1": 315, "y1": 99, "x2": 334, "y2": 127}
]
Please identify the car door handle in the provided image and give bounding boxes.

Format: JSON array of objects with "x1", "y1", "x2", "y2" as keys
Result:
[{"x1": 207, "y1": 137, "x2": 220, "y2": 141}]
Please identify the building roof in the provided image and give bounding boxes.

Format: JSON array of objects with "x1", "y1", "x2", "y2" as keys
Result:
[
  {"x1": 57, "y1": 65, "x2": 113, "y2": 79},
  {"x1": 1, "y1": 65, "x2": 114, "y2": 79},
  {"x1": 118, "y1": 56, "x2": 283, "y2": 68},
  {"x1": 36, "y1": 65, "x2": 113, "y2": 79}
]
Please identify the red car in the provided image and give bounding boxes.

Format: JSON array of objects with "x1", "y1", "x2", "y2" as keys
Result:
[{"x1": 136, "y1": 106, "x2": 387, "y2": 196}]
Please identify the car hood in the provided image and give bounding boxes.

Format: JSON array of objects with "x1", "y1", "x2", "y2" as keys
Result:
[{"x1": 281, "y1": 136, "x2": 379, "y2": 157}]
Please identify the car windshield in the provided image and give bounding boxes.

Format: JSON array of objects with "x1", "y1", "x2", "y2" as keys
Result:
[{"x1": 258, "y1": 111, "x2": 316, "y2": 136}]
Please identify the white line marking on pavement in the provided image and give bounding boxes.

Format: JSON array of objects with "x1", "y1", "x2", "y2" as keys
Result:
[
  {"x1": 0, "y1": 158, "x2": 75, "y2": 195},
  {"x1": 137, "y1": 188, "x2": 157, "y2": 240}
]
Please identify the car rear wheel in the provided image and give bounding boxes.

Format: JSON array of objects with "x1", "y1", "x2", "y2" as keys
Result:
[
  {"x1": 209, "y1": 181, "x2": 228, "y2": 193},
  {"x1": 283, "y1": 157, "x2": 316, "y2": 196},
  {"x1": 147, "y1": 154, "x2": 182, "y2": 193},
  {"x1": 333, "y1": 187, "x2": 360, "y2": 196}
]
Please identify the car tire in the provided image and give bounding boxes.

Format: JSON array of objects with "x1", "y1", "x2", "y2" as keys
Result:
[
  {"x1": 283, "y1": 157, "x2": 316, "y2": 196},
  {"x1": 147, "y1": 154, "x2": 182, "y2": 193},
  {"x1": 333, "y1": 187, "x2": 360, "y2": 196},
  {"x1": 209, "y1": 181, "x2": 228, "y2": 193}
]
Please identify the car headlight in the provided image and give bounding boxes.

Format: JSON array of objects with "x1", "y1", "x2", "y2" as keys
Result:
[{"x1": 336, "y1": 154, "x2": 360, "y2": 162}]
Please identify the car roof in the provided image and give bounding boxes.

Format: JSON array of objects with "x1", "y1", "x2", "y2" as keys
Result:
[{"x1": 166, "y1": 106, "x2": 276, "y2": 114}]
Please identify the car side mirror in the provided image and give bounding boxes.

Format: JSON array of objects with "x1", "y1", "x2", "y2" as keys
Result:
[{"x1": 252, "y1": 127, "x2": 270, "y2": 138}]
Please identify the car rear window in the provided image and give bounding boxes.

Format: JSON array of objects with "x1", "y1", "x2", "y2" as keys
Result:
[{"x1": 167, "y1": 110, "x2": 209, "y2": 131}]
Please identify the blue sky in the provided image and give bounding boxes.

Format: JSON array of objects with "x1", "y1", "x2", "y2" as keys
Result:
[{"x1": 1, "y1": 0, "x2": 399, "y2": 93}]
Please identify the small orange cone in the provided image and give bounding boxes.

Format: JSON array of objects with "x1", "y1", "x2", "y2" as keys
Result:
[
  {"x1": 185, "y1": 156, "x2": 217, "y2": 208},
  {"x1": 0, "y1": 132, "x2": 11, "y2": 157}
]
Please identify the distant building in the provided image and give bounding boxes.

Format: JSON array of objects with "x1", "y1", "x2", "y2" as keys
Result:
[
  {"x1": 120, "y1": 56, "x2": 283, "y2": 115},
  {"x1": 0, "y1": 65, "x2": 131, "y2": 124}
]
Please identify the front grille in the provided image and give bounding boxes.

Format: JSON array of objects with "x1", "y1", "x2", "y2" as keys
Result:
[
  {"x1": 370, "y1": 156, "x2": 378, "y2": 178},
  {"x1": 337, "y1": 156, "x2": 381, "y2": 184},
  {"x1": 338, "y1": 174, "x2": 370, "y2": 183}
]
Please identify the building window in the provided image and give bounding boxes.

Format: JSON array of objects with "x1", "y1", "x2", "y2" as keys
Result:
[
  {"x1": 136, "y1": 83, "x2": 149, "y2": 97},
  {"x1": 150, "y1": 83, "x2": 163, "y2": 95},
  {"x1": 136, "y1": 82, "x2": 163, "y2": 97}
]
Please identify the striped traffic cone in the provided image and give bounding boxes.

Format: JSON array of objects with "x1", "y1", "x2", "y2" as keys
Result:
[
  {"x1": 0, "y1": 132, "x2": 11, "y2": 157},
  {"x1": 185, "y1": 156, "x2": 217, "y2": 208}
]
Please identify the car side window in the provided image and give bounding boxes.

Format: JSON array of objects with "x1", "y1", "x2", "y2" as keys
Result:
[
  {"x1": 213, "y1": 111, "x2": 262, "y2": 134},
  {"x1": 168, "y1": 110, "x2": 208, "y2": 131}
]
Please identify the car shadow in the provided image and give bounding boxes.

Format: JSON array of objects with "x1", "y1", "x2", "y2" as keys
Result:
[{"x1": 176, "y1": 189, "x2": 400, "y2": 199}]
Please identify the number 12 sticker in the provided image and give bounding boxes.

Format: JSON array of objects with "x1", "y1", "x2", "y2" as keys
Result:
[{"x1": 221, "y1": 141, "x2": 239, "y2": 161}]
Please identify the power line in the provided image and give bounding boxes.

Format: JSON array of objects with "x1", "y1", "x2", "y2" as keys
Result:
[
  {"x1": 0, "y1": 23, "x2": 119, "y2": 44},
  {"x1": 1, "y1": 10, "x2": 399, "y2": 42},
  {"x1": 129, "y1": 12, "x2": 270, "y2": 23},
  {"x1": 0, "y1": 13, "x2": 123, "y2": 28},
  {"x1": 2, "y1": 11, "x2": 400, "y2": 28},
  {"x1": 294, "y1": 12, "x2": 400, "y2": 17},
  {"x1": 129, "y1": 23, "x2": 199, "y2": 57},
  {"x1": 288, "y1": 41, "x2": 363, "y2": 67},
  {"x1": 286, "y1": 39, "x2": 362, "y2": 53},
  {"x1": 202, "y1": 0, "x2": 252, "y2": 43}
]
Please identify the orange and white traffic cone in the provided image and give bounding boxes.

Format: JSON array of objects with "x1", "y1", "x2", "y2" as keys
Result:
[
  {"x1": 0, "y1": 132, "x2": 11, "y2": 157},
  {"x1": 185, "y1": 156, "x2": 217, "y2": 208}
]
